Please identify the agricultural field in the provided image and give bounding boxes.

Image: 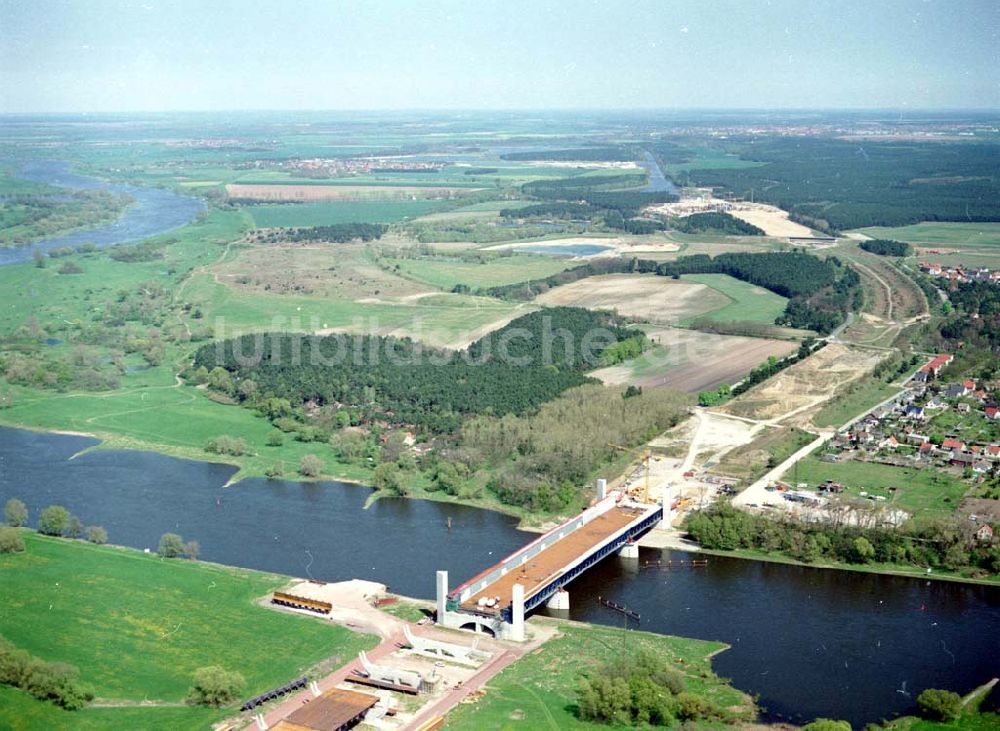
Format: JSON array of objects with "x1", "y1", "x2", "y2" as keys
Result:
[
  {"x1": 247, "y1": 200, "x2": 456, "y2": 228},
  {"x1": 678, "y1": 273, "x2": 788, "y2": 325},
  {"x1": 785, "y1": 457, "x2": 969, "y2": 518},
  {"x1": 853, "y1": 222, "x2": 1000, "y2": 248},
  {"x1": 385, "y1": 253, "x2": 575, "y2": 290},
  {"x1": 442, "y1": 622, "x2": 753, "y2": 730},
  {"x1": 591, "y1": 326, "x2": 797, "y2": 393},
  {"x1": 186, "y1": 269, "x2": 528, "y2": 349},
  {"x1": 0, "y1": 532, "x2": 377, "y2": 730},
  {"x1": 719, "y1": 344, "x2": 886, "y2": 424},
  {"x1": 534, "y1": 274, "x2": 728, "y2": 323}
]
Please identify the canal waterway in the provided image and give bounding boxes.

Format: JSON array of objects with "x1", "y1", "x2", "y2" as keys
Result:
[
  {"x1": 0, "y1": 426, "x2": 996, "y2": 725},
  {"x1": 0, "y1": 160, "x2": 204, "y2": 266}
]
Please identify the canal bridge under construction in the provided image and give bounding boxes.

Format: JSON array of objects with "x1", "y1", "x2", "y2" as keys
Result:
[{"x1": 435, "y1": 481, "x2": 664, "y2": 641}]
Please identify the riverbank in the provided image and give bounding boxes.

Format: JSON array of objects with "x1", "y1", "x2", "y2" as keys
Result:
[{"x1": 693, "y1": 545, "x2": 1000, "y2": 587}]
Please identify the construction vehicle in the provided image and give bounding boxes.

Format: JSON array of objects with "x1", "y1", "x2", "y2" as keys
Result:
[{"x1": 608, "y1": 443, "x2": 652, "y2": 503}]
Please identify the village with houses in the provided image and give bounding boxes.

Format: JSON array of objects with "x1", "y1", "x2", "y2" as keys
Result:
[{"x1": 919, "y1": 261, "x2": 1000, "y2": 285}]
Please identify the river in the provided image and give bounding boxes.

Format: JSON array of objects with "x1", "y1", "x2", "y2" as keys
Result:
[
  {"x1": 0, "y1": 426, "x2": 996, "y2": 725},
  {"x1": 0, "y1": 160, "x2": 205, "y2": 266}
]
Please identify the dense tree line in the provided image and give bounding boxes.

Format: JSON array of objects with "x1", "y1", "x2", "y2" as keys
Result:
[
  {"x1": 192, "y1": 308, "x2": 640, "y2": 434},
  {"x1": 480, "y1": 257, "x2": 632, "y2": 300},
  {"x1": 671, "y1": 212, "x2": 764, "y2": 236},
  {"x1": 683, "y1": 138, "x2": 1000, "y2": 231},
  {"x1": 499, "y1": 202, "x2": 595, "y2": 219},
  {"x1": 859, "y1": 239, "x2": 913, "y2": 256},
  {"x1": 938, "y1": 279, "x2": 1000, "y2": 349},
  {"x1": 501, "y1": 147, "x2": 637, "y2": 162},
  {"x1": 253, "y1": 223, "x2": 388, "y2": 244},
  {"x1": 656, "y1": 252, "x2": 837, "y2": 298},
  {"x1": 685, "y1": 502, "x2": 999, "y2": 576}
]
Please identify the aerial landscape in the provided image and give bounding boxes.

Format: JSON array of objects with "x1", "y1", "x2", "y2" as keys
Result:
[{"x1": 1, "y1": 1, "x2": 1000, "y2": 730}]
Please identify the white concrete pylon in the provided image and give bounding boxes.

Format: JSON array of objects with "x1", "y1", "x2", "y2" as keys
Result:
[
  {"x1": 511, "y1": 583, "x2": 525, "y2": 641},
  {"x1": 435, "y1": 570, "x2": 448, "y2": 622},
  {"x1": 619, "y1": 542, "x2": 639, "y2": 559}
]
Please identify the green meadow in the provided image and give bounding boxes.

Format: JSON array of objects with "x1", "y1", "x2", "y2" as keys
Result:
[
  {"x1": 0, "y1": 532, "x2": 377, "y2": 729},
  {"x1": 854, "y1": 222, "x2": 1000, "y2": 247},
  {"x1": 786, "y1": 457, "x2": 969, "y2": 517},
  {"x1": 680, "y1": 273, "x2": 788, "y2": 325},
  {"x1": 386, "y1": 254, "x2": 574, "y2": 290}
]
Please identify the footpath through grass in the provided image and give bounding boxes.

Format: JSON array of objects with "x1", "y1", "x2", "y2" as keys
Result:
[
  {"x1": 0, "y1": 532, "x2": 377, "y2": 728},
  {"x1": 443, "y1": 622, "x2": 753, "y2": 730}
]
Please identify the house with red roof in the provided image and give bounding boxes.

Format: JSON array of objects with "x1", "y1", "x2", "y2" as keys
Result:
[
  {"x1": 986, "y1": 406, "x2": 999, "y2": 420},
  {"x1": 942, "y1": 438, "x2": 965, "y2": 452}
]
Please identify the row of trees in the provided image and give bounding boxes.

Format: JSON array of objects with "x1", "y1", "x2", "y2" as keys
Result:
[
  {"x1": 0, "y1": 635, "x2": 93, "y2": 710},
  {"x1": 685, "y1": 502, "x2": 999, "y2": 575},
  {"x1": 253, "y1": 223, "x2": 388, "y2": 244},
  {"x1": 4, "y1": 500, "x2": 108, "y2": 545}
]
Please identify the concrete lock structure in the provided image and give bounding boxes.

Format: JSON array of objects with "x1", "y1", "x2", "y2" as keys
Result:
[{"x1": 435, "y1": 480, "x2": 661, "y2": 641}]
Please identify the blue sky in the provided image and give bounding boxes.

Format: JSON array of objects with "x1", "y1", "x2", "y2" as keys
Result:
[{"x1": 1, "y1": 0, "x2": 997, "y2": 112}]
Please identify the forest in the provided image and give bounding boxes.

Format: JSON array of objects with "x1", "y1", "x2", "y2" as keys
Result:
[
  {"x1": 859, "y1": 239, "x2": 912, "y2": 256},
  {"x1": 500, "y1": 146, "x2": 636, "y2": 162},
  {"x1": 670, "y1": 211, "x2": 764, "y2": 236},
  {"x1": 191, "y1": 308, "x2": 642, "y2": 434},
  {"x1": 682, "y1": 138, "x2": 1000, "y2": 231},
  {"x1": 499, "y1": 202, "x2": 595, "y2": 219}
]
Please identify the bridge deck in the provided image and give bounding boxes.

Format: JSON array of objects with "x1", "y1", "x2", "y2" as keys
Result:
[{"x1": 460, "y1": 505, "x2": 644, "y2": 615}]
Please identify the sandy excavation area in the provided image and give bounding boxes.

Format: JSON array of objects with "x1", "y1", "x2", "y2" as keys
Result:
[
  {"x1": 534, "y1": 274, "x2": 726, "y2": 322},
  {"x1": 647, "y1": 196, "x2": 817, "y2": 238},
  {"x1": 226, "y1": 183, "x2": 476, "y2": 200},
  {"x1": 718, "y1": 343, "x2": 886, "y2": 424}
]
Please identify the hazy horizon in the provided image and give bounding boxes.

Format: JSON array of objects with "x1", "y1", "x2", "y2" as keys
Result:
[{"x1": 2, "y1": 0, "x2": 998, "y2": 114}]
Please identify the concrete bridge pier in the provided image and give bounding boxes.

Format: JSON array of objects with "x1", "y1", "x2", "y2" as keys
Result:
[
  {"x1": 545, "y1": 588, "x2": 570, "y2": 611},
  {"x1": 619, "y1": 542, "x2": 639, "y2": 559}
]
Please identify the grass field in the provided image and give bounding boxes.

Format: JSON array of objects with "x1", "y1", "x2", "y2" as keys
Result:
[
  {"x1": 714, "y1": 426, "x2": 816, "y2": 482},
  {"x1": 442, "y1": 622, "x2": 752, "y2": 730},
  {"x1": 385, "y1": 254, "x2": 574, "y2": 290},
  {"x1": 679, "y1": 273, "x2": 788, "y2": 325},
  {"x1": 854, "y1": 222, "x2": 1000, "y2": 247},
  {"x1": 247, "y1": 200, "x2": 457, "y2": 228},
  {"x1": 0, "y1": 532, "x2": 377, "y2": 729},
  {"x1": 785, "y1": 457, "x2": 968, "y2": 517},
  {"x1": 811, "y1": 378, "x2": 901, "y2": 428}
]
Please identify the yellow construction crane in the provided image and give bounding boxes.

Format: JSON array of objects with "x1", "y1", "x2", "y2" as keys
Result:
[{"x1": 608, "y1": 444, "x2": 652, "y2": 504}]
